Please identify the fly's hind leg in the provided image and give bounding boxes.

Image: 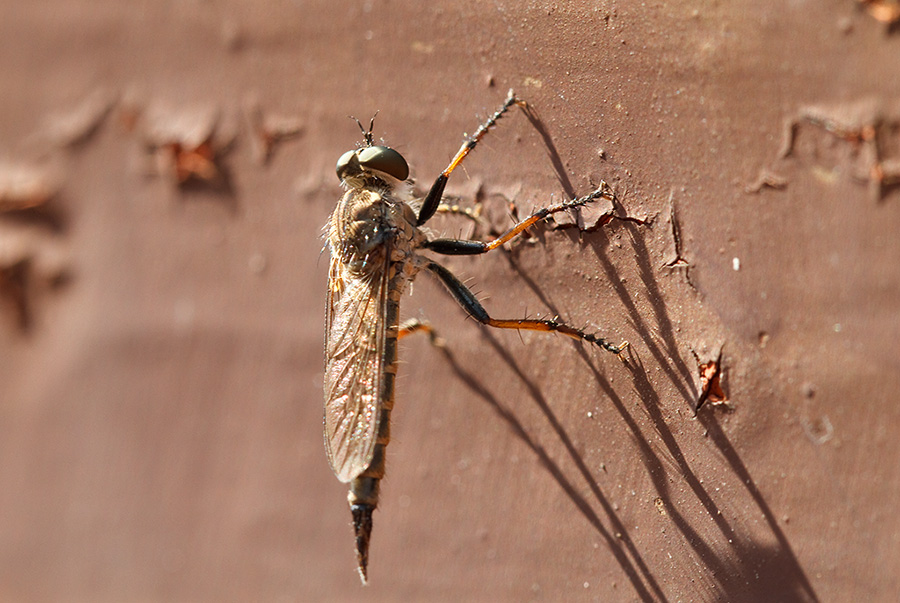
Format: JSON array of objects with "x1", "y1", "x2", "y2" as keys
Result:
[
  {"x1": 425, "y1": 261, "x2": 628, "y2": 356},
  {"x1": 398, "y1": 318, "x2": 445, "y2": 347}
]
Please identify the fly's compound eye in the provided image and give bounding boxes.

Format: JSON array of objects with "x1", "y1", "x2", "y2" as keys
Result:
[
  {"x1": 336, "y1": 150, "x2": 359, "y2": 181},
  {"x1": 357, "y1": 146, "x2": 409, "y2": 181}
]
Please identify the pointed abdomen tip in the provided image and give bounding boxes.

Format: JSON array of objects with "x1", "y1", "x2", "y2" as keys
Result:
[{"x1": 350, "y1": 503, "x2": 374, "y2": 584}]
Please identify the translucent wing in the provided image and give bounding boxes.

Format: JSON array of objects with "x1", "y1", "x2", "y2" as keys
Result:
[{"x1": 323, "y1": 246, "x2": 390, "y2": 483}]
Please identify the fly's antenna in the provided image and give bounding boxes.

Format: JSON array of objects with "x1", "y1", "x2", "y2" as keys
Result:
[{"x1": 350, "y1": 112, "x2": 379, "y2": 147}]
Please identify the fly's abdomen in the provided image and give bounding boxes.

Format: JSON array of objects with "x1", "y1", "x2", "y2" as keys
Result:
[{"x1": 346, "y1": 295, "x2": 400, "y2": 583}]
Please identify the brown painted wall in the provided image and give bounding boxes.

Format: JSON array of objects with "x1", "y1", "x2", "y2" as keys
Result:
[{"x1": 1, "y1": 1, "x2": 898, "y2": 601}]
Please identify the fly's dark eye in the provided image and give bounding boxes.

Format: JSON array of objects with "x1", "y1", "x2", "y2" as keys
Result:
[
  {"x1": 357, "y1": 146, "x2": 409, "y2": 181},
  {"x1": 336, "y1": 150, "x2": 358, "y2": 181}
]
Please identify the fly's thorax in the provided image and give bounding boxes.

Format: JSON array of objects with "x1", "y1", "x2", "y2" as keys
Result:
[{"x1": 330, "y1": 186, "x2": 423, "y2": 274}]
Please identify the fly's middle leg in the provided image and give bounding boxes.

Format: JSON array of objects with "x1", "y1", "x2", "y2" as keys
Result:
[
  {"x1": 425, "y1": 261, "x2": 628, "y2": 355},
  {"x1": 425, "y1": 183, "x2": 617, "y2": 256}
]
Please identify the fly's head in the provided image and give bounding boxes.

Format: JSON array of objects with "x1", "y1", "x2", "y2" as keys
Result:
[
  {"x1": 337, "y1": 113, "x2": 408, "y2": 187},
  {"x1": 336, "y1": 145, "x2": 409, "y2": 189}
]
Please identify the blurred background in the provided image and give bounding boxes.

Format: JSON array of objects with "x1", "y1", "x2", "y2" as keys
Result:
[{"x1": 1, "y1": 1, "x2": 899, "y2": 601}]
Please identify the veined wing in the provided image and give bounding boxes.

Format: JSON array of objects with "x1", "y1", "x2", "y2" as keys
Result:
[{"x1": 324, "y1": 246, "x2": 391, "y2": 483}]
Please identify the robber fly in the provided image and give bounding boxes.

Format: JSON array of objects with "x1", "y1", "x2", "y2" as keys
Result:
[{"x1": 324, "y1": 90, "x2": 627, "y2": 583}]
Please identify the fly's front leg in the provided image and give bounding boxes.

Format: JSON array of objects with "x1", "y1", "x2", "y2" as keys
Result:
[
  {"x1": 424, "y1": 182, "x2": 617, "y2": 256},
  {"x1": 418, "y1": 90, "x2": 525, "y2": 225},
  {"x1": 425, "y1": 261, "x2": 628, "y2": 355}
]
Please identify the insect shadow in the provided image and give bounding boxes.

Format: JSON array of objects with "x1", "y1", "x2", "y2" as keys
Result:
[
  {"x1": 585, "y1": 217, "x2": 819, "y2": 601},
  {"x1": 517, "y1": 107, "x2": 818, "y2": 598},
  {"x1": 435, "y1": 222, "x2": 818, "y2": 602},
  {"x1": 430, "y1": 107, "x2": 819, "y2": 600},
  {"x1": 437, "y1": 338, "x2": 665, "y2": 603}
]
